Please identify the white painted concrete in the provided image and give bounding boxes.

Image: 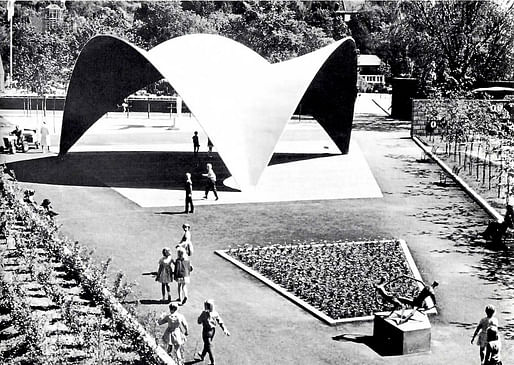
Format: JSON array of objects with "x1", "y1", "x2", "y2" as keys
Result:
[{"x1": 112, "y1": 140, "x2": 382, "y2": 208}]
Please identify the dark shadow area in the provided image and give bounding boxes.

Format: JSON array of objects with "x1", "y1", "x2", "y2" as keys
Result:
[
  {"x1": 448, "y1": 321, "x2": 475, "y2": 330},
  {"x1": 139, "y1": 299, "x2": 169, "y2": 305},
  {"x1": 332, "y1": 333, "x2": 397, "y2": 357},
  {"x1": 118, "y1": 124, "x2": 175, "y2": 130},
  {"x1": 6, "y1": 151, "x2": 334, "y2": 190},
  {"x1": 352, "y1": 118, "x2": 410, "y2": 133},
  {"x1": 155, "y1": 211, "x2": 187, "y2": 215},
  {"x1": 184, "y1": 360, "x2": 202, "y2": 365}
]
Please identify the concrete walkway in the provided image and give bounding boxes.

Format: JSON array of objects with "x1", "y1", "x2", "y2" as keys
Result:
[{"x1": 4, "y1": 114, "x2": 514, "y2": 365}]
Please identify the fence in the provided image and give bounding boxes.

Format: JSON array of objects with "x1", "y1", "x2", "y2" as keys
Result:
[
  {"x1": 0, "y1": 95, "x2": 191, "y2": 116},
  {"x1": 411, "y1": 98, "x2": 513, "y2": 138}
]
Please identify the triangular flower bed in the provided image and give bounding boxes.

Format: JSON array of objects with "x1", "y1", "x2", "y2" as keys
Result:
[{"x1": 216, "y1": 239, "x2": 424, "y2": 324}]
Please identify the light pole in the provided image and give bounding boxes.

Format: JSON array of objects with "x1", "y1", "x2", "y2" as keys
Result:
[{"x1": 7, "y1": 0, "x2": 14, "y2": 87}]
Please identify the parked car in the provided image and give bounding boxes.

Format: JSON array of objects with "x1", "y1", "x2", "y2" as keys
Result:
[{"x1": 0, "y1": 118, "x2": 39, "y2": 153}]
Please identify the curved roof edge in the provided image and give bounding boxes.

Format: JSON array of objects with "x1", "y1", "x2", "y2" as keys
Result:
[{"x1": 60, "y1": 34, "x2": 357, "y2": 190}]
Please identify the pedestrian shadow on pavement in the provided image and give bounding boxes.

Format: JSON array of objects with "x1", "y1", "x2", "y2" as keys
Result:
[
  {"x1": 332, "y1": 333, "x2": 395, "y2": 357},
  {"x1": 139, "y1": 299, "x2": 170, "y2": 305},
  {"x1": 6, "y1": 151, "x2": 334, "y2": 190},
  {"x1": 155, "y1": 211, "x2": 187, "y2": 215}
]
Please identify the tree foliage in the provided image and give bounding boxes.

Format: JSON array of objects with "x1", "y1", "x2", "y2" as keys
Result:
[
  {"x1": 223, "y1": 1, "x2": 334, "y2": 62},
  {"x1": 1, "y1": 0, "x2": 513, "y2": 95},
  {"x1": 350, "y1": 0, "x2": 514, "y2": 95},
  {"x1": 0, "y1": 1, "x2": 353, "y2": 94}
]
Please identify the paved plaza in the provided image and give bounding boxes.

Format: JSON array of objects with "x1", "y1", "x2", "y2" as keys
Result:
[{"x1": 2, "y1": 110, "x2": 514, "y2": 364}]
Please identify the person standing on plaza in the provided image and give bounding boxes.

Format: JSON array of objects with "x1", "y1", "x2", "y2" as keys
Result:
[
  {"x1": 158, "y1": 303, "x2": 189, "y2": 364},
  {"x1": 40, "y1": 121, "x2": 51, "y2": 153},
  {"x1": 184, "y1": 173, "x2": 194, "y2": 214},
  {"x1": 174, "y1": 248, "x2": 192, "y2": 305},
  {"x1": 156, "y1": 247, "x2": 174, "y2": 302},
  {"x1": 195, "y1": 299, "x2": 230, "y2": 365},
  {"x1": 202, "y1": 163, "x2": 218, "y2": 200},
  {"x1": 471, "y1": 304, "x2": 499, "y2": 363},
  {"x1": 176, "y1": 223, "x2": 194, "y2": 258},
  {"x1": 192, "y1": 131, "x2": 200, "y2": 157},
  {"x1": 484, "y1": 326, "x2": 502, "y2": 365},
  {"x1": 207, "y1": 138, "x2": 214, "y2": 158}
]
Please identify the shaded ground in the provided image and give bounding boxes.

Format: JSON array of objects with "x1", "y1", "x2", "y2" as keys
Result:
[
  {"x1": 3, "y1": 115, "x2": 514, "y2": 364},
  {"x1": 6, "y1": 151, "x2": 333, "y2": 190}
]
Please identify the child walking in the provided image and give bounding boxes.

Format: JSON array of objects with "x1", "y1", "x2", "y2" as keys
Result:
[
  {"x1": 471, "y1": 304, "x2": 499, "y2": 363},
  {"x1": 174, "y1": 248, "x2": 192, "y2": 305},
  {"x1": 195, "y1": 299, "x2": 230, "y2": 365},
  {"x1": 156, "y1": 247, "x2": 174, "y2": 302},
  {"x1": 158, "y1": 303, "x2": 189, "y2": 364}
]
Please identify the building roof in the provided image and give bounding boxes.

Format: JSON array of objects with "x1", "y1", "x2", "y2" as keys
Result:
[
  {"x1": 45, "y1": 4, "x2": 62, "y2": 10},
  {"x1": 341, "y1": 0, "x2": 365, "y2": 12},
  {"x1": 60, "y1": 35, "x2": 357, "y2": 190},
  {"x1": 358, "y1": 55, "x2": 381, "y2": 67}
]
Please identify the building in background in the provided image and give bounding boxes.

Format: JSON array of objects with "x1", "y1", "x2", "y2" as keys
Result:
[
  {"x1": 357, "y1": 54, "x2": 385, "y2": 92},
  {"x1": 43, "y1": 4, "x2": 64, "y2": 32}
]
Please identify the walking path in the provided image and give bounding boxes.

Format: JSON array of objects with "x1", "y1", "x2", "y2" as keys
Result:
[{"x1": 4, "y1": 113, "x2": 513, "y2": 364}]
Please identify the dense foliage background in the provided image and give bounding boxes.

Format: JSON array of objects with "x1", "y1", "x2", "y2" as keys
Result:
[{"x1": 0, "y1": 0, "x2": 512, "y2": 95}]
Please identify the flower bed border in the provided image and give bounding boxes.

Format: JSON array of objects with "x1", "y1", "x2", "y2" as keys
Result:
[{"x1": 215, "y1": 239, "x2": 436, "y2": 325}]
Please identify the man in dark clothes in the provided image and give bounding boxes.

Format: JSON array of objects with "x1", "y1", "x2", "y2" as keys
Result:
[
  {"x1": 11, "y1": 125, "x2": 22, "y2": 146},
  {"x1": 184, "y1": 172, "x2": 194, "y2": 214},
  {"x1": 192, "y1": 131, "x2": 200, "y2": 157}
]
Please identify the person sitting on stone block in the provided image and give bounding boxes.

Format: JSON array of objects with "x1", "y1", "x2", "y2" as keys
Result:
[
  {"x1": 375, "y1": 276, "x2": 438, "y2": 324},
  {"x1": 396, "y1": 277, "x2": 438, "y2": 314}
]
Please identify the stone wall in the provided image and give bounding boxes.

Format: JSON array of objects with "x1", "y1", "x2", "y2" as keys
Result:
[{"x1": 411, "y1": 99, "x2": 513, "y2": 137}]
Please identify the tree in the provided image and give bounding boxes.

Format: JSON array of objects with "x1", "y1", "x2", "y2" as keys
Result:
[
  {"x1": 393, "y1": 1, "x2": 514, "y2": 93},
  {"x1": 223, "y1": 1, "x2": 333, "y2": 63},
  {"x1": 12, "y1": 21, "x2": 72, "y2": 94},
  {"x1": 131, "y1": 2, "x2": 217, "y2": 49}
]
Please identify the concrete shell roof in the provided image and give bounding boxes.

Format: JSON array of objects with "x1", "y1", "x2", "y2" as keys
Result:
[{"x1": 60, "y1": 34, "x2": 357, "y2": 190}]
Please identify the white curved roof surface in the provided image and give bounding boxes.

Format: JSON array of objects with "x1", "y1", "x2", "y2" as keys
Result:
[{"x1": 60, "y1": 34, "x2": 358, "y2": 191}]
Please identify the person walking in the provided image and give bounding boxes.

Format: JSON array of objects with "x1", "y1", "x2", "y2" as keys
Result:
[
  {"x1": 207, "y1": 138, "x2": 214, "y2": 158},
  {"x1": 40, "y1": 121, "x2": 51, "y2": 153},
  {"x1": 156, "y1": 247, "x2": 174, "y2": 302},
  {"x1": 471, "y1": 304, "x2": 499, "y2": 364},
  {"x1": 184, "y1": 173, "x2": 194, "y2": 214},
  {"x1": 202, "y1": 163, "x2": 218, "y2": 200},
  {"x1": 192, "y1": 131, "x2": 200, "y2": 157},
  {"x1": 195, "y1": 299, "x2": 230, "y2": 365},
  {"x1": 174, "y1": 248, "x2": 192, "y2": 305},
  {"x1": 158, "y1": 303, "x2": 189, "y2": 365},
  {"x1": 176, "y1": 223, "x2": 194, "y2": 258},
  {"x1": 484, "y1": 326, "x2": 502, "y2": 365}
]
